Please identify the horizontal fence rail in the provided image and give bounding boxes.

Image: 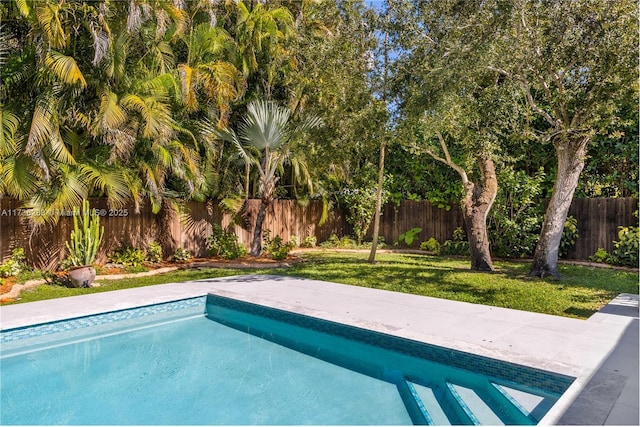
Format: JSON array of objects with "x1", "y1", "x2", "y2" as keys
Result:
[{"x1": 0, "y1": 198, "x2": 637, "y2": 268}]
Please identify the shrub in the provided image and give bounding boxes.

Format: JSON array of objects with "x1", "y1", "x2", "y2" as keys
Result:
[
  {"x1": 263, "y1": 230, "x2": 296, "y2": 260},
  {"x1": 559, "y1": 216, "x2": 579, "y2": 258},
  {"x1": 320, "y1": 234, "x2": 341, "y2": 248},
  {"x1": 206, "y1": 224, "x2": 247, "y2": 259},
  {"x1": 420, "y1": 238, "x2": 441, "y2": 255},
  {"x1": 488, "y1": 168, "x2": 545, "y2": 258},
  {"x1": 441, "y1": 227, "x2": 469, "y2": 255},
  {"x1": 109, "y1": 246, "x2": 146, "y2": 267},
  {"x1": 396, "y1": 227, "x2": 422, "y2": 247},
  {"x1": 172, "y1": 248, "x2": 192, "y2": 263},
  {"x1": 0, "y1": 248, "x2": 29, "y2": 278},
  {"x1": 300, "y1": 235, "x2": 317, "y2": 248},
  {"x1": 147, "y1": 241, "x2": 163, "y2": 263},
  {"x1": 610, "y1": 225, "x2": 639, "y2": 267},
  {"x1": 589, "y1": 248, "x2": 610, "y2": 264}
]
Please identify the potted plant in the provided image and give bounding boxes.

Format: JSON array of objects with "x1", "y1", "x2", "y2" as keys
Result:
[{"x1": 65, "y1": 199, "x2": 104, "y2": 287}]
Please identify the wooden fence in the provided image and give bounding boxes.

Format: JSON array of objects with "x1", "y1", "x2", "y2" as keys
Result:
[{"x1": 0, "y1": 197, "x2": 637, "y2": 268}]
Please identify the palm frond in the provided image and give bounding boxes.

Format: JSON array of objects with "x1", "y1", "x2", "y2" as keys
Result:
[
  {"x1": 0, "y1": 155, "x2": 39, "y2": 199},
  {"x1": 44, "y1": 51, "x2": 87, "y2": 87},
  {"x1": 0, "y1": 107, "x2": 20, "y2": 157},
  {"x1": 239, "y1": 100, "x2": 290, "y2": 150}
]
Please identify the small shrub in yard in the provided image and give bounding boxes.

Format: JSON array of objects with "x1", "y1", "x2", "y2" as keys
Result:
[
  {"x1": 319, "y1": 234, "x2": 340, "y2": 248},
  {"x1": 206, "y1": 224, "x2": 247, "y2": 259},
  {"x1": 420, "y1": 237, "x2": 441, "y2": 255},
  {"x1": 0, "y1": 248, "x2": 29, "y2": 278},
  {"x1": 263, "y1": 230, "x2": 296, "y2": 260},
  {"x1": 396, "y1": 227, "x2": 422, "y2": 247},
  {"x1": 109, "y1": 247, "x2": 146, "y2": 267},
  {"x1": 441, "y1": 227, "x2": 469, "y2": 255},
  {"x1": 589, "y1": 248, "x2": 610, "y2": 264},
  {"x1": 300, "y1": 236, "x2": 317, "y2": 248},
  {"x1": 147, "y1": 241, "x2": 163, "y2": 263},
  {"x1": 610, "y1": 225, "x2": 639, "y2": 267},
  {"x1": 172, "y1": 248, "x2": 192, "y2": 263},
  {"x1": 559, "y1": 216, "x2": 579, "y2": 258}
]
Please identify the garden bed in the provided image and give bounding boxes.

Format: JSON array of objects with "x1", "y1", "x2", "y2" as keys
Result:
[{"x1": 0, "y1": 255, "x2": 302, "y2": 304}]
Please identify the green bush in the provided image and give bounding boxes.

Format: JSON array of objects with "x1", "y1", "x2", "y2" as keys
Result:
[
  {"x1": 172, "y1": 248, "x2": 192, "y2": 263},
  {"x1": 488, "y1": 168, "x2": 545, "y2": 258},
  {"x1": 396, "y1": 227, "x2": 422, "y2": 247},
  {"x1": 559, "y1": 216, "x2": 579, "y2": 258},
  {"x1": 0, "y1": 248, "x2": 29, "y2": 278},
  {"x1": 441, "y1": 227, "x2": 469, "y2": 255},
  {"x1": 420, "y1": 238, "x2": 441, "y2": 255},
  {"x1": 300, "y1": 236, "x2": 317, "y2": 248},
  {"x1": 108, "y1": 246, "x2": 146, "y2": 267},
  {"x1": 147, "y1": 241, "x2": 163, "y2": 263},
  {"x1": 263, "y1": 230, "x2": 296, "y2": 260},
  {"x1": 610, "y1": 225, "x2": 639, "y2": 267},
  {"x1": 205, "y1": 224, "x2": 247, "y2": 259},
  {"x1": 589, "y1": 248, "x2": 610, "y2": 264}
]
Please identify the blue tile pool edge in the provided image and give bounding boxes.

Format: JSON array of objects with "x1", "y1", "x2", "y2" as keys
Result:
[
  {"x1": 205, "y1": 294, "x2": 576, "y2": 396},
  {"x1": 0, "y1": 296, "x2": 207, "y2": 343}
]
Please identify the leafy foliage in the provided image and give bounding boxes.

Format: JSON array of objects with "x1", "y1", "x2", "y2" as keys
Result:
[
  {"x1": 263, "y1": 230, "x2": 296, "y2": 260},
  {"x1": 147, "y1": 241, "x2": 163, "y2": 263},
  {"x1": 206, "y1": 224, "x2": 247, "y2": 260},
  {"x1": 300, "y1": 236, "x2": 317, "y2": 248},
  {"x1": 441, "y1": 227, "x2": 470, "y2": 256},
  {"x1": 108, "y1": 247, "x2": 146, "y2": 267},
  {"x1": 610, "y1": 226, "x2": 639, "y2": 267},
  {"x1": 0, "y1": 248, "x2": 29, "y2": 278},
  {"x1": 172, "y1": 248, "x2": 192, "y2": 263},
  {"x1": 559, "y1": 217, "x2": 579, "y2": 258},
  {"x1": 396, "y1": 227, "x2": 422, "y2": 247},
  {"x1": 420, "y1": 238, "x2": 441, "y2": 255},
  {"x1": 489, "y1": 169, "x2": 545, "y2": 258}
]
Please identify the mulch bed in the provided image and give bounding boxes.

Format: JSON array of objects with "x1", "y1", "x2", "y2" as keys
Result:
[{"x1": 0, "y1": 255, "x2": 303, "y2": 304}]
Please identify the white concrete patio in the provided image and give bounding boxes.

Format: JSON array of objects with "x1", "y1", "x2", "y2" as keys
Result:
[{"x1": 1, "y1": 274, "x2": 637, "y2": 425}]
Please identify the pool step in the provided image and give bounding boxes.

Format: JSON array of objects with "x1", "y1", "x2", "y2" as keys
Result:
[
  {"x1": 490, "y1": 382, "x2": 556, "y2": 423},
  {"x1": 398, "y1": 378, "x2": 542, "y2": 425},
  {"x1": 445, "y1": 382, "x2": 505, "y2": 425}
]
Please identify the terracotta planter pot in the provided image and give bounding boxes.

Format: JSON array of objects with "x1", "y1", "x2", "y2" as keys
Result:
[{"x1": 68, "y1": 265, "x2": 96, "y2": 288}]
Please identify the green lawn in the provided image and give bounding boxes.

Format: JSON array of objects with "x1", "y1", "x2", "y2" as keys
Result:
[{"x1": 6, "y1": 251, "x2": 638, "y2": 319}]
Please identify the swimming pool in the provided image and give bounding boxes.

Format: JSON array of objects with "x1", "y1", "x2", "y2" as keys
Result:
[{"x1": 0, "y1": 294, "x2": 574, "y2": 425}]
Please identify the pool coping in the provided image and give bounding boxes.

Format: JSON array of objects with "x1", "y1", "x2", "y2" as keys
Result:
[{"x1": 0, "y1": 274, "x2": 637, "y2": 425}]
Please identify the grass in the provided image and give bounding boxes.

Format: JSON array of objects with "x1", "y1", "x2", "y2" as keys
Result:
[{"x1": 5, "y1": 251, "x2": 638, "y2": 319}]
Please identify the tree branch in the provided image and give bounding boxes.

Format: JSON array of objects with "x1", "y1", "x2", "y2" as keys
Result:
[
  {"x1": 424, "y1": 131, "x2": 469, "y2": 185},
  {"x1": 518, "y1": 73, "x2": 557, "y2": 128}
]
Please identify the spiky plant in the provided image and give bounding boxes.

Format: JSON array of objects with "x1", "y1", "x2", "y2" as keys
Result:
[{"x1": 65, "y1": 200, "x2": 104, "y2": 267}]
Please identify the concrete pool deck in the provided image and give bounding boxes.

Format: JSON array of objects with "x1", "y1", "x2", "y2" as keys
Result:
[{"x1": 1, "y1": 274, "x2": 637, "y2": 425}]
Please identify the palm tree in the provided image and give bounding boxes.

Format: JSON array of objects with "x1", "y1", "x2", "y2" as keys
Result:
[
  {"x1": 216, "y1": 100, "x2": 322, "y2": 256},
  {"x1": 232, "y1": 0, "x2": 295, "y2": 98}
]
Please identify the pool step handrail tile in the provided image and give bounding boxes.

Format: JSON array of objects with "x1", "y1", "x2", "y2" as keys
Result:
[
  {"x1": 445, "y1": 382, "x2": 505, "y2": 426},
  {"x1": 408, "y1": 381, "x2": 453, "y2": 426}
]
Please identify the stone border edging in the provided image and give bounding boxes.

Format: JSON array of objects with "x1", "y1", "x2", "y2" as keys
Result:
[{"x1": 0, "y1": 258, "x2": 302, "y2": 301}]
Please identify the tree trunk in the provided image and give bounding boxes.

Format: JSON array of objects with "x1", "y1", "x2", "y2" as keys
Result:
[
  {"x1": 461, "y1": 157, "x2": 498, "y2": 272},
  {"x1": 530, "y1": 138, "x2": 588, "y2": 278},
  {"x1": 157, "y1": 199, "x2": 178, "y2": 259},
  {"x1": 250, "y1": 198, "x2": 269, "y2": 256}
]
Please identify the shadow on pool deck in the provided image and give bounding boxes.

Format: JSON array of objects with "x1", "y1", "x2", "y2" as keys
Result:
[{"x1": 558, "y1": 295, "x2": 639, "y2": 425}]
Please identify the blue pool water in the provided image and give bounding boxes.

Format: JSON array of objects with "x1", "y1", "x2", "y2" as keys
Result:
[{"x1": 0, "y1": 295, "x2": 574, "y2": 425}]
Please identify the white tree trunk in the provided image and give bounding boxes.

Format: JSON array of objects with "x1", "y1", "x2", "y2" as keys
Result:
[{"x1": 530, "y1": 138, "x2": 588, "y2": 278}]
